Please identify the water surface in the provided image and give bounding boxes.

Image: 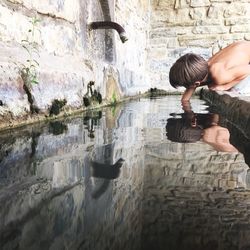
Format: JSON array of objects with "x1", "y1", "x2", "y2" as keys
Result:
[{"x1": 0, "y1": 96, "x2": 250, "y2": 250}]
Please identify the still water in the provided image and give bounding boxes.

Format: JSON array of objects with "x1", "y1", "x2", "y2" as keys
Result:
[{"x1": 0, "y1": 96, "x2": 250, "y2": 250}]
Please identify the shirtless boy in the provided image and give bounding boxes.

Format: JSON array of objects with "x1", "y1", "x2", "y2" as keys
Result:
[{"x1": 169, "y1": 41, "x2": 250, "y2": 102}]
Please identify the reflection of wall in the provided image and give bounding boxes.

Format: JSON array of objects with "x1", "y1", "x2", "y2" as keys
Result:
[
  {"x1": 0, "y1": 110, "x2": 144, "y2": 250},
  {"x1": 142, "y1": 141, "x2": 249, "y2": 250},
  {"x1": 1, "y1": 179, "x2": 143, "y2": 250}
]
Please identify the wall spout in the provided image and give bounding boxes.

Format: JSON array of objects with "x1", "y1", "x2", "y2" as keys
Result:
[{"x1": 89, "y1": 21, "x2": 128, "y2": 43}]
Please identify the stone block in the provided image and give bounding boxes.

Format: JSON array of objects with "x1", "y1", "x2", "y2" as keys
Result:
[
  {"x1": 152, "y1": 8, "x2": 195, "y2": 26},
  {"x1": 245, "y1": 34, "x2": 250, "y2": 40},
  {"x1": 151, "y1": 11, "x2": 171, "y2": 23},
  {"x1": 149, "y1": 37, "x2": 179, "y2": 48},
  {"x1": 6, "y1": 0, "x2": 23, "y2": 3},
  {"x1": 41, "y1": 23, "x2": 77, "y2": 56},
  {"x1": 192, "y1": 25, "x2": 228, "y2": 34},
  {"x1": 0, "y1": 4, "x2": 32, "y2": 44},
  {"x1": 152, "y1": 0, "x2": 176, "y2": 9},
  {"x1": 149, "y1": 28, "x2": 176, "y2": 39},
  {"x1": 195, "y1": 19, "x2": 222, "y2": 27},
  {"x1": 32, "y1": 71, "x2": 84, "y2": 110},
  {"x1": 178, "y1": 34, "x2": 219, "y2": 47},
  {"x1": 210, "y1": 0, "x2": 233, "y2": 2},
  {"x1": 0, "y1": 63, "x2": 30, "y2": 117},
  {"x1": 207, "y1": 5, "x2": 221, "y2": 19},
  {"x1": 227, "y1": 180, "x2": 237, "y2": 189},
  {"x1": 230, "y1": 25, "x2": 250, "y2": 33},
  {"x1": 210, "y1": 153, "x2": 237, "y2": 162},
  {"x1": 167, "y1": 47, "x2": 211, "y2": 61},
  {"x1": 189, "y1": 7, "x2": 207, "y2": 20},
  {"x1": 22, "y1": 0, "x2": 80, "y2": 23},
  {"x1": 190, "y1": 0, "x2": 210, "y2": 7},
  {"x1": 230, "y1": 163, "x2": 248, "y2": 172},
  {"x1": 225, "y1": 17, "x2": 250, "y2": 26},
  {"x1": 166, "y1": 37, "x2": 180, "y2": 48},
  {"x1": 219, "y1": 33, "x2": 244, "y2": 41},
  {"x1": 223, "y1": 4, "x2": 248, "y2": 18},
  {"x1": 147, "y1": 48, "x2": 168, "y2": 60},
  {"x1": 175, "y1": 27, "x2": 191, "y2": 35}
]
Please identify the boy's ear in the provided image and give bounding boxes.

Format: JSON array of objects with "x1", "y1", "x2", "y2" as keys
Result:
[{"x1": 192, "y1": 81, "x2": 201, "y2": 88}]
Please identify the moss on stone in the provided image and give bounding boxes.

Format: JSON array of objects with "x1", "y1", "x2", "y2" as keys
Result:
[{"x1": 49, "y1": 99, "x2": 67, "y2": 116}]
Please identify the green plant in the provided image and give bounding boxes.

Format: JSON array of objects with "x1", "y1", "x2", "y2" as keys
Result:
[
  {"x1": 111, "y1": 105, "x2": 116, "y2": 116},
  {"x1": 111, "y1": 91, "x2": 117, "y2": 105},
  {"x1": 49, "y1": 99, "x2": 67, "y2": 116},
  {"x1": 21, "y1": 17, "x2": 41, "y2": 87}
]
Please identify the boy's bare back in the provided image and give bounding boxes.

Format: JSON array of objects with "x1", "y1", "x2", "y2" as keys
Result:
[{"x1": 208, "y1": 41, "x2": 250, "y2": 89}]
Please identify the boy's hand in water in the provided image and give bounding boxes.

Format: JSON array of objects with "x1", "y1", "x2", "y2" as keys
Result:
[
  {"x1": 181, "y1": 101, "x2": 197, "y2": 127},
  {"x1": 181, "y1": 100, "x2": 192, "y2": 112}
]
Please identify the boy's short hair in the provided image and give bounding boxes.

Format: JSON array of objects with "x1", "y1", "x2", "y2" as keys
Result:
[{"x1": 169, "y1": 53, "x2": 208, "y2": 89}]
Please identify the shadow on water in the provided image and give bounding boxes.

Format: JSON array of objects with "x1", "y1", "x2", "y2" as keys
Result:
[{"x1": 1, "y1": 96, "x2": 250, "y2": 250}]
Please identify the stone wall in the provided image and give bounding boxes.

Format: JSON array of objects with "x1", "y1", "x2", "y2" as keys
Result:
[
  {"x1": 148, "y1": 0, "x2": 250, "y2": 91},
  {"x1": 0, "y1": 0, "x2": 151, "y2": 129}
]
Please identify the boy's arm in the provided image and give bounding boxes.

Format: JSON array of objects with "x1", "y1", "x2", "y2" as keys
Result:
[{"x1": 181, "y1": 87, "x2": 196, "y2": 102}]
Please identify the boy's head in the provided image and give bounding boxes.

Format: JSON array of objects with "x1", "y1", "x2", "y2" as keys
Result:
[{"x1": 169, "y1": 53, "x2": 208, "y2": 89}]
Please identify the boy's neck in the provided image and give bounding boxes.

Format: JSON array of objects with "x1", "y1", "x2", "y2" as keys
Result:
[{"x1": 204, "y1": 73, "x2": 213, "y2": 86}]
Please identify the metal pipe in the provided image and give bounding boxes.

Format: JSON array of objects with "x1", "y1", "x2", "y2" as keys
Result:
[{"x1": 89, "y1": 21, "x2": 128, "y2": 43}]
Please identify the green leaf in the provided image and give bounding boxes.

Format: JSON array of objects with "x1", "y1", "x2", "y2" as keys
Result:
[{"x1": 31, "y1": 79, "x2": 39, "y2": 84}]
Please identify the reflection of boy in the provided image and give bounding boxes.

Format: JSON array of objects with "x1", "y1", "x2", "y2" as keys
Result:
[
  {"x1": 202, "y1": 125, "x2": 237, "y2": 152},
  {"x1": 166, "y1": 113, "x2": 216, "y2": 143},
  {"x1": 166, "y1": 113, "x2": 237, "y2": 152}
]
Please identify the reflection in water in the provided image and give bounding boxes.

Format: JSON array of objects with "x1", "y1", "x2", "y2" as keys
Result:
[
  {"x1": 203, "y1": 125, "x2": 237, "y2": 152},
  {"x1": 83, "y1": 110, "x2": 102, "y2": 139},
  {"x1": 0, "y1": 96, "x2": 250, "y2": 250},
  {"x1": 166, "y1": 101, "x2": 250, "y2": 166},
  {"x1": 90, "y1": 158, "x2": 124, "y2": 199},
  {"x1": 210, "y1": 106, "x2": 250, "y2": 168},
  {"x1": 91, "y1": 158, "x2": 124, "y2": 179},
  {"x1": 166, "y1": 110, "x2": 238, "y2": 152},
  {"x1": 49, "y1": 121, "x2": 68, "y2": 135}
]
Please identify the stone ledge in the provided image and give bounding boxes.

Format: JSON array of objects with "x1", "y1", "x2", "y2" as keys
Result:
[{"x1": 200, "y1": 89, "x2": 250, "y2": 135}]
